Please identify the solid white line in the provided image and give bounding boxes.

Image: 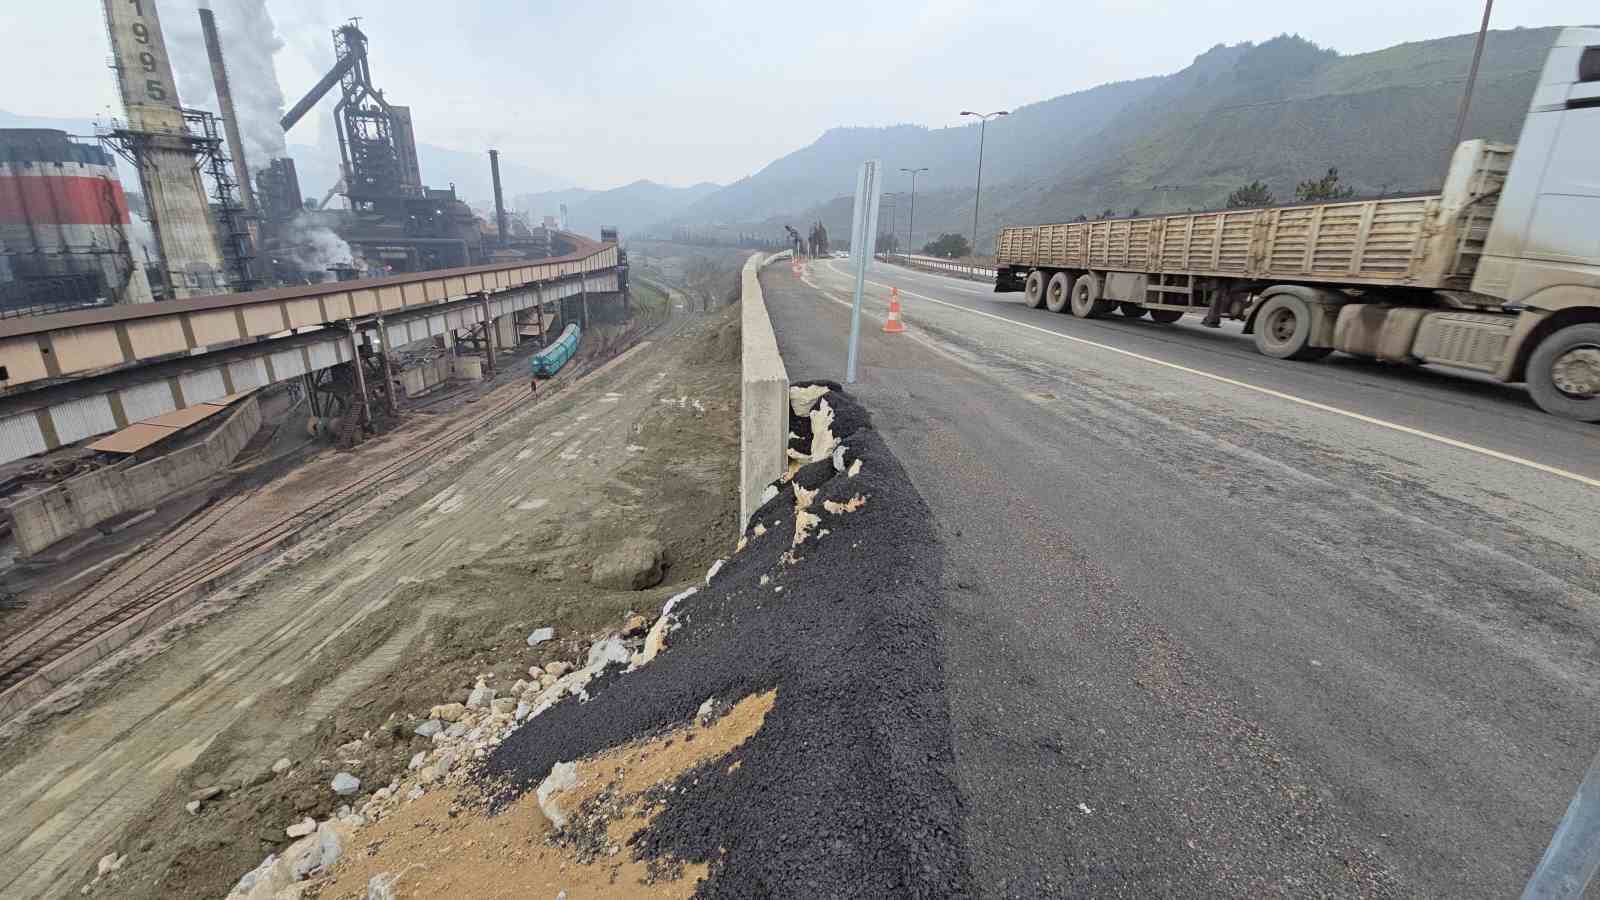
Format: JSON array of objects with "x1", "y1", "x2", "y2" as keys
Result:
[{"x1": 810, "y1": 261, "x2": 1600, "y2": 490}]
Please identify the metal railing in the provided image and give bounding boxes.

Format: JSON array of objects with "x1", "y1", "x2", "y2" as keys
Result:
[{"x1": 881, "y1": 253, "x2": 996, "y2": 282}]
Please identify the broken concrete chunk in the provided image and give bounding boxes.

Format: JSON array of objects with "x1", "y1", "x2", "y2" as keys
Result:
[
  {"x1": 789, "y1": 384, "x2": 829, "y2": 417},
  {"x1": 430, "y1": 703, "x2": 465, "y2": 723},
  {"x1": 591, "y1": 538, "x2": 666, "y2": 591},
  {"x1": 526, "y1": 627, "x2": 555, "y2": 647},
  {"x1": 413, "y1": 719, "x2": 443, "y2": 738},
  {"x1": 544, "y1": 660, "x2": 573, "y2": 678},
  {"x1": 490, "y1": 697, "x2": 516, "y2": 715},
  {"x1": 465, "y1": 682, "x2": 495, "y2": 709},
  {"x1": 330, "y1": 773, "x2": 360, "y2": 796},
  {"x1": 622, "y1": 614, "x2": 649, "y2": 637},
  {"x1": 536, "y1": 761, "x2": 579, "y2": 828},
  {"x1": 285, "y1": 818, "x2": 316, "y2": 839},
  {"x1": 809, "y1": 399, "x2": 838, "y2": 461}
]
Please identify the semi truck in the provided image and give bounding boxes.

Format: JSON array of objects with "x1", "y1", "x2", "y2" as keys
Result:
[{"x1": 992, "y1": 26, "x2": 1600, "y2": 421}]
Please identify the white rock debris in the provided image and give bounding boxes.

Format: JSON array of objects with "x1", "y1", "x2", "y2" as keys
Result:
[
  {"x1": 537, "y1": 761, "x2": 580, "y2": 828},
  {"x1": 223, "y1": 606, "x2": 694, "y2": 897},
  {"x1": 526, "y1": 626, "x2": 555, "y2": 647},
  {"x1": 788, "y1": 384, "x2": 829, "y2": 416}
]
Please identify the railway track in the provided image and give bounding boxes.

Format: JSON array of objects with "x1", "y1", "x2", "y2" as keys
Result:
[{"x1": 0, "y1": 331, "x2": 648, "y2": 702}]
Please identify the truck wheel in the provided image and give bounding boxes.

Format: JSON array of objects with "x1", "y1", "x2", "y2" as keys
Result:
[
  {"x1": 1023, "y1": 270, "x2": 1046, "y2": 308},
  {"x1": 1070, "y1": 274, "x2": 1114, "y2": 319},
  {"x1": 1253, "y1": 293, "x2": 1332, "y2": 361},
  {"x1": 1526, "y1": 323, "x2": 1600, "y2": 422},
  {"x1": 1148, "y1": 309, "x2": 1185, "y2": 324},
  {"x1": 1119, "y1": 303, "x2": 1147, "y2": 319},
  {"x1": 1045, "y1": 272, "x2": 1073, "y2": 313}
]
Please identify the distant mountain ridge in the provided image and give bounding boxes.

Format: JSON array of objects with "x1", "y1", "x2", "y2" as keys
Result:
[
  {"x1": 660, "y1": 26, "x2": 1562, "y2": 251},
  {"x1": 514, "y1": 180, "x2": 721, "y2": 240}
]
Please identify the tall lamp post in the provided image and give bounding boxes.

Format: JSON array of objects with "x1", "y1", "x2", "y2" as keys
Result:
[
  {"x1": 1449, "y1": 0, "x2": 1494, "y2": 170},
  {"x1": 883, "y1": 193, "x2": 899, "y2": 254},
  {"x1": 960, "y1": 109, "x2": 1007, "y2": 259},
  {"x1": 900, "y1": 167, "x2": 928, "y2": 256}
]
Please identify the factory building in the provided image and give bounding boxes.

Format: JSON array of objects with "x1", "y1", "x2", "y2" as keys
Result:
[{"x1": 0, "y1": 129, "x2": 153, "y2": 315}]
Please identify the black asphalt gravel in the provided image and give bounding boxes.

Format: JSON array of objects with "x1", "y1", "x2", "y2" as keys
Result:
[
  {"x1": 764, "y1": 261, "x2": 1600, "y2": 898},
  {"x1": 484, "y1": 385, "x2": 972, "y2": 897}
]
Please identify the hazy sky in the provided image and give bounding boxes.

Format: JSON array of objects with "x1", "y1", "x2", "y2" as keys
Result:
[{"x1": 3, "y1": 1, "x2": 1591, "y2": 190}]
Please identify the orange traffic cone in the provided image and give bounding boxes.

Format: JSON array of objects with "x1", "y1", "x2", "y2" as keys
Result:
[{"x1": 883, "y1": 287, "x2": 906, "y2": 333}]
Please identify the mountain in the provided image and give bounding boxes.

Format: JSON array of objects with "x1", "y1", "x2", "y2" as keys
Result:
[
  {"x1": 514, "y1": 180, "x2": 722, "y2": 239},
  {"x1": 671, "y1": 26, "x2": 1561, "y2": 252},
  {"x1": 666, "y1": 75, "x2": 1163, "y2": 229}
]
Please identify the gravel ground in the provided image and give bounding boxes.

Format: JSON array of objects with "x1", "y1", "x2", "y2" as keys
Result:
[
  {"x1": 2, "y1": 301, "x2": 743, "y2": 900},
  {"x1": 479, "y1": 384, "x2": 972, "y2": 897}
]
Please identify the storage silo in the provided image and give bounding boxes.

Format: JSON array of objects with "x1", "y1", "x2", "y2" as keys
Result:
[{"x1": 0, "y1": 129, "x2": 153, "y2": 313}]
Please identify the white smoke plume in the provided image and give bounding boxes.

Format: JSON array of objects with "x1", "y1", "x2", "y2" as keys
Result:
[
  {"x1": 162, "y1": 0, "x2": 290, "y2": 169},
  {"x1": 282, "y1": 212, "x2": 354, "y2": 273}
]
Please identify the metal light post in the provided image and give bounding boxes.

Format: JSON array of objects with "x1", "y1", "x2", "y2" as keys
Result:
[
  {"x1": 901, "y1": 167, "x2": 928, "y2": 255},
  {"x1": 1449, "y1": 0, "x2": 1495, "y2": 169},
  {"x1": 961, "y1": 109, "x2": 1007, "y2": 259},
  {"x1": 883, "y1": 193, "x2": 899, "y2": 254}
]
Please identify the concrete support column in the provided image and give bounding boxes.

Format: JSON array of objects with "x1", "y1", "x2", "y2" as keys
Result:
[
  {"x1": 478, "y1": 294, "x2": 497, "y2": 378},
  {"x1": 375, "y1": 315, "x2": 400, "y2": 416},
  {"x1": 535, "y1": 285, "x2": 547, "y2": 345},
  {"x1": 580, "y1": 279, "x2": 590, "y2": 330},
  {"x1": 346, "y1": 322, "x2": 371, "y2": 427}
]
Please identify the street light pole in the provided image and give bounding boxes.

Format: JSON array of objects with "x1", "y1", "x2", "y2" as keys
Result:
[
  {"x1": 961, "y1": 110, "x2": 1008, "y2": 259},
  {"x1": 900, "y1": 167, "x2": 928, "y2": 255},
  {"x1": 1449, "y1": 0, "x2": 1494, "y2": 170}
]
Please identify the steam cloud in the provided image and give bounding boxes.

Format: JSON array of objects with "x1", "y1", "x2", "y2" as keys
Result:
[
  {"x1": 163, "y1": 0, "x2": 290, "y2": 169},
  {"x1": 283, "y1": 212, "x2": 354, "y2": 273}
]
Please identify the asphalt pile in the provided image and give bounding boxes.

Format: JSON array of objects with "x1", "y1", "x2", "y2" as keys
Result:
[{"x1": 480, "y1": 381, "x2": 971, "y2": 897}]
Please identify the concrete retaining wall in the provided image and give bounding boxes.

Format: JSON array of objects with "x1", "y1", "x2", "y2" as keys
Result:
[
  {"x1": 740, "y1": 253, "x2": 790, "y2": 525},
  {"x1": 8, "y1": 397, "x2": 262, "y2": 557},
  {"x1": 399, "y1": 354, "x2": 460, "y2": 398}
]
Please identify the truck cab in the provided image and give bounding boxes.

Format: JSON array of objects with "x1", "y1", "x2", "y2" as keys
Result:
[{"x1": 1468, "y1": 26, "x2": 1600, "y2": 416}]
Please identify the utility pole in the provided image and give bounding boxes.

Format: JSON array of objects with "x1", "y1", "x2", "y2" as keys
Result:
[
  {"x1": 961, "y1": 110, "x2": 1007, "y2": 259},
  {"x1": 1449, "y1": 0, "x2": 1494, "y2": 170},
  {"x1": 901, "y1": 167, "x2": 928, "y2": 256}
]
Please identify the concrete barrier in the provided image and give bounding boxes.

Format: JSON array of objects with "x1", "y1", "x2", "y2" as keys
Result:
[
  {"x1": 7, "y1": 396, "x2": 262, "y2": 557},
  {"x1": 740, "y1": 253, "x2": 790, "y2": 525}
]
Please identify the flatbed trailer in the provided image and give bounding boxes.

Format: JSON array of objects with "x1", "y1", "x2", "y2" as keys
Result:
[{"x1": 993, "y1": 27, "x2": 1600, "y2": 421}]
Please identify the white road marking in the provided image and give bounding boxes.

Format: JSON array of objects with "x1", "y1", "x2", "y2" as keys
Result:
[{"x1": 804, "y1": 262, "x2": 1600, "y2": 490}]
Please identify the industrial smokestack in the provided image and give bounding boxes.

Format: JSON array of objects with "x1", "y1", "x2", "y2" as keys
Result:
[
  {"x1": 489, "y1": 149, "x2": 508, "y2": 247},
  {"x1": 198, "y1": 7, "x2": 256, "y2": 214},
  {"x1": 100, "y1": 0, "x2": 227, "y2": 298}
]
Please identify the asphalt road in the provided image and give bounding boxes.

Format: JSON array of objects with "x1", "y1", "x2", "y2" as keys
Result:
[{"x1": 764, "y1": 257, "x2": 1600, "y2": 898}]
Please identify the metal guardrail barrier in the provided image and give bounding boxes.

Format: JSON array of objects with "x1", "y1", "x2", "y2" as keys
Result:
[{"x1": 881, "y1": 253, "x2": 996, "y2": 281}]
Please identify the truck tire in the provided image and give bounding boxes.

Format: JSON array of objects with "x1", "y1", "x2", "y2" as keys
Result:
[
  {"x1": 1118, "y1": 302, "x2": 1147, "y2": 319},
  {"x1": 1148, "y1": 309, "x2": 1185, "y2": 324},
  {"x1": 1253, "y1": 293, "x2": 1332, "y2": 361},
  {"x1": 1526, "y1": 322, "x2": 1600, "y2": 422},
  {"x1": 1045, "y1": 272, "x2": 1073, "y2": 313},
  {"x1": 1070, "y1": 274, "x2": 1114, "y2": 319},
  {"x1": 1023, "y1": 270, "x2": 1046, "y2": 308}
]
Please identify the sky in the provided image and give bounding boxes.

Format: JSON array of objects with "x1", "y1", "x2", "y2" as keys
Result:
[{"x1": 2, "y1": 0, "x2": 1592, "y2": 191}]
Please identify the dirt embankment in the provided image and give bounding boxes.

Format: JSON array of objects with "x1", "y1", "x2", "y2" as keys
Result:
[
  {"x1": 232, "y1": 384, "x2": 974, "y2": 898},
  {"x1": 76, "y1": 307, "x2": 742, "y2": 900}
]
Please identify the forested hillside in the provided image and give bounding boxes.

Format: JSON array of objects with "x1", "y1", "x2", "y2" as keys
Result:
[{"x1": 657, "y1": 26, "x2": 1561, "y2": 253}]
